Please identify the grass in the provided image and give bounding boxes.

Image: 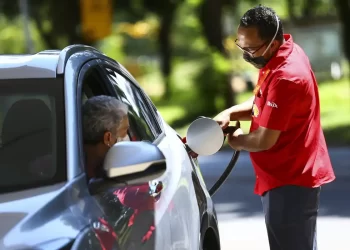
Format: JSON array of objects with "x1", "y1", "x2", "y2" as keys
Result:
[
  {"x1": 318, "y1": 80, "x2": 350, "y2": 146},
  {"x1": 139, "y1": 60, "x2": 350, "y2": 146}
]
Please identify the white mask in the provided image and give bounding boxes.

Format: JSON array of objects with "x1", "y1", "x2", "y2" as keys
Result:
[{"x1": 117, "y1": 135, "x2": 130, "y2": 143}]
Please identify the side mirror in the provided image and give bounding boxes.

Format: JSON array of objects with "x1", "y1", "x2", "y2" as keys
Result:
[{"x1": 103, "y1": 141, "x2": 166, "y2": 184}]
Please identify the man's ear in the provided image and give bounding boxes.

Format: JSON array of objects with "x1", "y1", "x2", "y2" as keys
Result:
[
  {"x1": 272, "y1": 40, "x2": 280, "y2": 52},
  {"x1": 103, "y1": 131, "x2": 112, "y2": 147}
]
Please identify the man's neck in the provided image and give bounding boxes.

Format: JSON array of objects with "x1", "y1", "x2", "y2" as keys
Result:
[{"x1": 84, "y1": 145, "x2": 104, "y2": 179}]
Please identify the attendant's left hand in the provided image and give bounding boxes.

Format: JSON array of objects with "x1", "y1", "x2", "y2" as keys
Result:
[{"x1": 227, "y1": 121, "x2": 243, "y2": 151}]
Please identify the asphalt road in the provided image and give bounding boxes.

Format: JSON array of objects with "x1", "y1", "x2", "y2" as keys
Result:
[{"x1": 198, "y1": 148, "x2": 350, "y2": 250}]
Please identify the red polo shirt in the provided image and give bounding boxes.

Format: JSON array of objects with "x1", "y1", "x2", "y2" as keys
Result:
[{"x1": 249, "y1": 34, "x2": 335, "y2": 196}]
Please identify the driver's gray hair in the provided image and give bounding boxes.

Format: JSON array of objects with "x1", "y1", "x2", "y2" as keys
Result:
[{"x1": 82, "y1": 95, "x2": 128, "y2": 144}]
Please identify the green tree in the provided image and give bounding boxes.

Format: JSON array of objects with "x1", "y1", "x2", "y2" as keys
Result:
[
  {"x1": 0, "y1": 0, "x2": 183, "y2": 99},
  {"x1": 335, "y1": 0, "x2": 350, "y2": 82}
]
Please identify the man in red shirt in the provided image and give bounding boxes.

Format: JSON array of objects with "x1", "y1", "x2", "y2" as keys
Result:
[{"x1": 215, "y1": 5, "x2": 335, "y2": 250}]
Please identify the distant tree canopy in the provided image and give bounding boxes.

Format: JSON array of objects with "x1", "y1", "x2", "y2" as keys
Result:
[{"x1": 0, "y1": 0, "x2": 346, "y2": 103}]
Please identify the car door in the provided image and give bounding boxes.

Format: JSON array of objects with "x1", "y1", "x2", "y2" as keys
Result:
[
  {"x1": 77, "y1": 59, "x2": 172, "y2": 250},
  {"x1": 99, "y1": 62, "x2": 201, "y2": 250}
]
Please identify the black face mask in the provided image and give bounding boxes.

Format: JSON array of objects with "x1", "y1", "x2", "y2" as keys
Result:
[{"x1": 243, "y1": 52, "x2": 268, "y2": 69}]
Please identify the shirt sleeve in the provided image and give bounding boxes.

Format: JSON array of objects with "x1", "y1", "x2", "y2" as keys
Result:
[{"x1": 259, "y1": 78, "x2": 303, "y2": 131}]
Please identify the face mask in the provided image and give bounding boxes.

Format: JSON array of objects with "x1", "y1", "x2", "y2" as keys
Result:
[
  {"x1": 243, "y1": 52, "x2": 268, "y2": 69},
  {"x1": 107, "y1": 135, "x2": 129, "y2": 148},
  {"x1": 116, "y1": 135, "x2": 130, "y2": 143},
  {"x1": 243, "y1": 15, "x2": 280, "y2": 69}
]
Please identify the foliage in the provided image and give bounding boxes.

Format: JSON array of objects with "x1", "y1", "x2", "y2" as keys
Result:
[
  {"x1": 0, "y1": 14, "x2": 45, "y2": 54},
  {"x1": 0, "y1": 0, "x2": 348, "y2": 145},
  {"x1": 97, "y1": 33, "x2": 125, "y2": 63}
]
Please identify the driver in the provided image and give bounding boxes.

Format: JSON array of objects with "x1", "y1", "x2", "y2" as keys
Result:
[
  {"x1": 82, "y1": 95, "x2": 129, "y2": 179},
  {"x1": 82, "y1": 95, "x2": 159, "y2": 248}
]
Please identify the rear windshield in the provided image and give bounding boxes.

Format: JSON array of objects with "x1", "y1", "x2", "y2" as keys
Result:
[{"x1": 0, "y1": 78, "x2": 66, "y2": 193}]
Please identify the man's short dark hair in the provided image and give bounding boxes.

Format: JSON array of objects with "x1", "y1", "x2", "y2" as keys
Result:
[{"x1": 239, "y1": 5, "x2": 284, "y2": 42}]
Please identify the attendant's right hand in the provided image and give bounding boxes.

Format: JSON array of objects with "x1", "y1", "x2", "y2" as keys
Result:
[{"x1": 214, "y1": 112, "x2": 230, "y2": 129}]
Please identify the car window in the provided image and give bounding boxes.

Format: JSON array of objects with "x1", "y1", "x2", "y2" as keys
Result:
[
  {"x1": 0, "y1": 79, "x2": 66, "y2": 193},
  {"x1": 104, "y1": 68, "x2": 161, "y2": 142}
]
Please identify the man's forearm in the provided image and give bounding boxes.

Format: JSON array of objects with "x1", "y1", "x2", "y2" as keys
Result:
[
  {"x1": 226, "y1": 96, "x2": 254, "y2": 121},
  {"x1": 235, "y1": 132, "x2": 266, "y2": 152},
  {"x1": 227, "y1": 108, "x2": 252, "y2": 121},
  {"x1": 233, "y1": 126, "x2": 280, "y2": 152}
]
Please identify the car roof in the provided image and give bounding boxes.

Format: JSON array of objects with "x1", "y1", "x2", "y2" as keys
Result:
[{"x1": 0, "y1": 45, "x2": 103, "y2": 80}]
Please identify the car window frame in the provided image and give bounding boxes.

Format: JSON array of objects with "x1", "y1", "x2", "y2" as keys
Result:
[
  {"x1": 98, "y1": 60, "x2": 165, "y2": 144},
  {"x1": 76, "y1": 58, "x2": 166, "y2": 178},
  {"x1": 76, "y1": 60, "x2": 115, "y2": 174}
]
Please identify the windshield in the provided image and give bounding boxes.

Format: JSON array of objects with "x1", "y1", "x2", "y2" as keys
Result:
[{"x1": 0, "y1": 78, "x2": 66, "y2": 194}]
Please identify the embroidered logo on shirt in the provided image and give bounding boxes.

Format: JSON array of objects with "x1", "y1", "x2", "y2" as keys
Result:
[
  {"x1": 267, "y1": 101, "x2": 278, "y2": 108},
  {"x1": 252, "y1": 104, "x2": 260, "y2": 117}
]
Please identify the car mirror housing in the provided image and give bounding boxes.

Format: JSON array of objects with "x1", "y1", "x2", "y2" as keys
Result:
[{"x1": 103, "y1": 141, "x2": 166, "y2": 184}]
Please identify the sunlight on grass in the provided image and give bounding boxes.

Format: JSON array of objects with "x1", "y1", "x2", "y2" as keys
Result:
[{"x1": 319, "y1": 80, "x2": 350, "y2": 129}]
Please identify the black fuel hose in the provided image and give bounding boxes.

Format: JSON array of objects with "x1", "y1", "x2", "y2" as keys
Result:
[
  {"x1": 184, "y1": 116, "x2": 241, "y2": 197},
  {"x1": 208, "y1": 126, "x2": 241, "y2": 197},
  {"x1": 208, "y1": 149, "x2": 240, "y2": 196}
]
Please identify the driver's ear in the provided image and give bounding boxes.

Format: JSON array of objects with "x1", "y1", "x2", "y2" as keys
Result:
[{"x1": 103, "y1": 131, "x2": 113, "y2": 147}]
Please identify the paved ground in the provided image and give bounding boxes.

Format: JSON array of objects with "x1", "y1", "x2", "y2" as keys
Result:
[{"x1": 198, "y1": 148, "x2": 350, "y2": 250}]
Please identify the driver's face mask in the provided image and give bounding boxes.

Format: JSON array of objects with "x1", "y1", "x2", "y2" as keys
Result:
[
  {"x1": 241, "y1": 15, "x2": 280, "y2": 69},
  {"x1": 116, "y1": 135, "x2": 130, "y2": 143},
  {"x1": 107, "y1": 134, "x2": 130, "y2": 148}
]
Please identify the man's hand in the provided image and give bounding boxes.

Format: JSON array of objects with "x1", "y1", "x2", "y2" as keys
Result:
[
  {"x1": 227, "y1": 121, "x2": 243, "y2": 150},
  {"x1": 214, "y1": 111, "x2": 230, "y2": 129}
]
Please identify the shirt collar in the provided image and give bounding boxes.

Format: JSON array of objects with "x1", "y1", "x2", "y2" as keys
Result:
[{"x1": 263, "y1": 34, "x2": 294, "y2": 71}]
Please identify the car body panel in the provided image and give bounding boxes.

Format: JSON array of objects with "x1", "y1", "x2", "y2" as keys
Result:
[
  {"x1": 56, "y1": 45, "x2": 102, "y2": 74},
  {"x1": 0, "y1": 45, "x2": 221, "y2": 250},
  {"x1": 0, "y1": 175, "x2": 93, "y2": 249},
  {"x1": 63, "y1": 51, "x2": 101, "y2": 180},
  {"x1": 0, "y1": 53, "x2": 59, "y2": 79}
]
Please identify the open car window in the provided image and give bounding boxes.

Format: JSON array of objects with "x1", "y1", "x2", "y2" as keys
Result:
[
  {"x1": 103, "y1": 68, "x2": 160, "y2": 142},
  {"x1": 0, "y1": 79, "x2": 66, "y2": 194}
]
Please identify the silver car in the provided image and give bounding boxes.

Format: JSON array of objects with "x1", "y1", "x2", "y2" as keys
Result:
[{"x1": 0, "y1": 45, "x2": 221, "y2": 250}]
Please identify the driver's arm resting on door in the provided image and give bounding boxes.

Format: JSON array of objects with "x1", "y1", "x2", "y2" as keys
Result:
[{"x1": 229, "y1": 79, "x2": 303, "y2": 152}]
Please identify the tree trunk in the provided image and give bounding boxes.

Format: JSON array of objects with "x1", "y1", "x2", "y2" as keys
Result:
[
  {"x1": 198, "y1": 0, "x2": 234, "y2": 110},
  {"x1": 334, "y1": 0, "x2": 350, "y2": 82},
  {"x1": 32, "y1": 0, "x2": 90, "y2": 49},
  {"x1": 302, "y1": 0, "x2": 317, "y2": 18},
  {"x1": 31, "y1": 6, "x2": 58, "y2": 49},
  {"x1": 158, "y1": 3, "x2": 178, "y2": 100},
  {"x1": 199, "y1": 0, "x2": 228, "y2": 57},
  {"x1": 286, "y1": 0, "x2": 296, "y2": 21}
]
